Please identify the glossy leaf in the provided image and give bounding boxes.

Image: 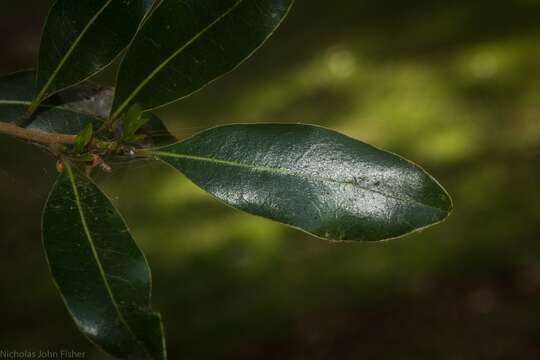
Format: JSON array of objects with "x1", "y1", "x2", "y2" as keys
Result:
[
  {"x1": 43, "y1": 162, "x2": 166, "y2": 359},
  {"x1": 34, "y1": 0, "x2": 154, "y2": 105},
  {"x1": 0, "y1": 70, "x2": 102, "y2": 134},
  {"x1": 111, "y1": 0, "x2": 294, "y2": 118},
  {"x1": 148, "y1": 124, "x2": 453, "y2": 241}
]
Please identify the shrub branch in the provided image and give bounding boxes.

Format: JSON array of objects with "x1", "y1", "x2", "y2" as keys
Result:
[{"x1": 0, "y1": 122, "x2": 77, "y2": 145}]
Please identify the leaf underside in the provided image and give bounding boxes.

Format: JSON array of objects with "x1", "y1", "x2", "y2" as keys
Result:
[
  {"x1": 42, "y1": 163, "x2": 166, "y2": 360},
  {"x1": 151, "y1": 124, "x2": 453, "y2": 242},
  {"x1": 0, "y1": 70, "x2": 175, "y2": 145},
  {"x1": 111, "y1": 0, "x2": 294, "y2": 117}
]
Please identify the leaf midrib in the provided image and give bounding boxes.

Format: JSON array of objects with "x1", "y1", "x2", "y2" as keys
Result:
[
  {"x1": 65, "y1": 164, "x2": 152, "y2": 358},
  {"x1": 111, "y1": 0, "x2": 246, "y2": 119},
  {"x1": 35, "y1": 0, "x2": 114, "y2": 101},
  {"x1": 149, "y1": 150, "x2": 448, "y2": 213}
]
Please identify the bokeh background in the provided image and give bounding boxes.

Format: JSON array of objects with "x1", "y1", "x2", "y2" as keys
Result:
[{"x1": 2, "y1": 0, "x2": 540, "y2": 359}]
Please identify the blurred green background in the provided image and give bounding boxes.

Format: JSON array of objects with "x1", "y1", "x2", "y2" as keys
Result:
[{"x1": 2, "y1": 0, "x2": 540, "y2": 359}]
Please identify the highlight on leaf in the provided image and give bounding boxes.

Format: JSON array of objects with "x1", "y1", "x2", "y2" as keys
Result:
[{"x1": 146, "y1": 124, "x2": 453, "y2": 242}]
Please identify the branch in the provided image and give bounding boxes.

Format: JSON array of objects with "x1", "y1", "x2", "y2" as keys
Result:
[{"x1": 0, "y1": 122, "x2": 77, "y2": 145}]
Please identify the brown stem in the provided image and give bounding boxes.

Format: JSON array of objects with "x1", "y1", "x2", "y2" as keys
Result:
[{"x1": 0, "y1": 122, "x2": 77, "y2": 145}]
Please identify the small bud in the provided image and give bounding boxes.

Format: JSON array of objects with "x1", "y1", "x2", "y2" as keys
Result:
[
  {"x1": 55, "y1": 160, "x2": 64, "y2": 174},
  {"x1": 100, "y1": 162, "x2": 112, "y2": 173},
  {"x1": 88, "y1": 154, "x2": 103, "y2": 167}
]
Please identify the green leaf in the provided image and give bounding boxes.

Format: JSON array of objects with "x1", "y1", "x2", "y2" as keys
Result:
[
  {"x1": 65, "y1": 153, "x2": 95, "y2": 162},
  {"x1": 111, "y1": 0, "x2": 294, "y2": 118},
  {"x1": 73, "y1": 123, "x2": 94, "y2": 153},
  {"x1": 147, "y1": 124, "x2": 453, "y2": 242},
  {"x1": 33, "y1": 0, "x2": 154, "y2": 107},
  {"x1": 123, "y1": 104, "x2": 149, "y2": 140},
  {"x1": 43, "y1": 162, "x2": 166, "y2": 360},
  {"x1": 0, "y1": 70, "x2": 103, "y2": 134}
]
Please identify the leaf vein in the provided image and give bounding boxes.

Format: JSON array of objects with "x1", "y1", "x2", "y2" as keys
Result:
[
  {"x1": 35, "y1": 0, "x2": 114, "y2": 101},
  {"x1": 65, "y1": 164, "x2": 152, "y2": 358},
  {"x1": 111, "y1": 0, "x2": 246, "y2": 119},
  {"x1": 150, "y1": 151, "x2": 447, "y2": 213}
]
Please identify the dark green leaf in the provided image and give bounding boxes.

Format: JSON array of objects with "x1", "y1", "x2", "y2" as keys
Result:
[
  {"x1": 0, "y1": 70, "x2": 103, "y2": 134},
  {"x1": 0, "y1": 70, "x2": 35, "y2": 122},
  {"x1": 147, "y1": 124, "x2": 453, "y2": 241},
  {"x1": 34, "y1": 0, "x2": 154, "y2": 105},
  {"x1": 111, "y1": 0, "x2": 294, "y2": 118},
  {"x1": 43, "y1": 162, "x2": 166, "y2": 359}
]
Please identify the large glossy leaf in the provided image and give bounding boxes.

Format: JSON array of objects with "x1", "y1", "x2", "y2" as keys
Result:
[
  {"x1": 33, "y1": 0, "x2": 154, "y2": 106},
  {"x1": 111, "y1": 0, "x2": 294, "y2": 118},
  {"x1": 0, "y1": 70, "x2": 102, "y2": 134},
  {"x1": 43, "y1": 162, "x2": 166, "y2": 359},
  {"x1": 146, "y1": 124, "x2": 453, "y2": 241}
]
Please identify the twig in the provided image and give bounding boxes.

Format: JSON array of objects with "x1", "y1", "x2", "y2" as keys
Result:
[{"x1": 0, "y1": 122, "x2": 77, "y2": 145}]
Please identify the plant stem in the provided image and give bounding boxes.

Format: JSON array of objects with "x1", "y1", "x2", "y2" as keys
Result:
[
  {"x1": 25, "y1": 94, "x2": 45, "y2": 120},
  {"x1": 0, "y1": 122, "x2": 77, "y2": 145}
]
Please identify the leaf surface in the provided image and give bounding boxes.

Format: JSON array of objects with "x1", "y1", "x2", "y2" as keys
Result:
[
  {"x1": 34, "y1": 0, "x2": 154, "y2": 103},
  {"x1": 111, "y1": 0, "x2": 294, "y2": 118},
  {"x1": 43, "y1": 162, "x2": 166, "y2": 359},
  {"x1": 148, "y1": 124, "x2": 453, "y2": 241}
]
